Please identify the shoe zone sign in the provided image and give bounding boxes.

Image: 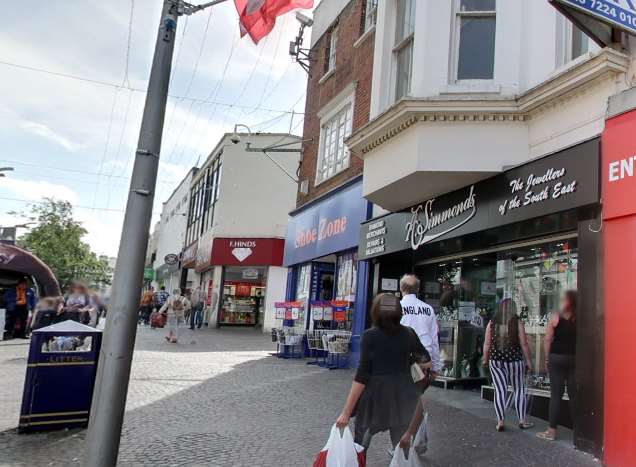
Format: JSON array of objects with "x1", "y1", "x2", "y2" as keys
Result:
[
  {"x1": 551, "y1": 0, "x2": 636, "y2": 36},
  {"x1": 283, "y1": 181, "x2": 369, "y2": 266}
]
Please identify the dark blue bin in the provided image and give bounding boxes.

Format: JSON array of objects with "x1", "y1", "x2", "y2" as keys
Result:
[{"x1": 18, "y1": 320, "x2": 102, "y2": 433}]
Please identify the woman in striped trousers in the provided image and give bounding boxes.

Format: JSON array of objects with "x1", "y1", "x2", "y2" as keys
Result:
[{"x1": 483, "y1": 299, "x2": 534, "y2": 431}]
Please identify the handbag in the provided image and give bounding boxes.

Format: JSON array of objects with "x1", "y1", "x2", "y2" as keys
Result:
[{"x1": 407, "y1": 327, "x2": 432, "y2": 386}]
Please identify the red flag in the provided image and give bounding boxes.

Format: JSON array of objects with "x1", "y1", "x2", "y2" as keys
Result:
[{"x1": 235, "y1": 0, "x2": 314, "y2": 44}]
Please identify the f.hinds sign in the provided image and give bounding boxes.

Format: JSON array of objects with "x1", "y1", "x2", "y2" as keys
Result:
[
  {"x1": 284, "y1": 181, "x2": 368, "y2": 266},
  {"x1": 211, "y1": 238, "x2": 284, "y2": 266}
]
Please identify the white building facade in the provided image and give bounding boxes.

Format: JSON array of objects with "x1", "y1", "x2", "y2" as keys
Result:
[
  {"x1": 182, "y1": 133, "x2": 301, "y2": 332},
  {"x1": 348, "y1": 0, "x2": 636, "y2": 458},
  {"x1": 351, "y1": 0, "x2": 634, "y2": 210},
  {"x1": 152, "y1": 168, "x2": 197, "y2": 292}
]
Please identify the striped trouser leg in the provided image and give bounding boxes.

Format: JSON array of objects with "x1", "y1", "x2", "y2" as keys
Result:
[
  {"x1": 510, "y1": 360, "x2": 527, "y2": 422},
  {"x1": 490, "y1": 360, "x2": 509, "y2": 422}
]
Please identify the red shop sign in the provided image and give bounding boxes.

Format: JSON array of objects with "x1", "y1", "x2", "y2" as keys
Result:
[
  {"x1": 602, "y1": 110, "x2": 636, "y2": 220},
  {"x1": 211, "y1": 238, "x2": 284, "y2": 266}
]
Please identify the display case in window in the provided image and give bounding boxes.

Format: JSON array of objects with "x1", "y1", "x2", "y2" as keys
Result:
[
  {"x1": 496, "y1": 238, "x2": 578, "y2": 392},
  {"x1": 417, "y1": 256, "x2": 496, "y2": 385},
  {"x1": 218, "y1": 266, "x2": 267, "y2": 327}
]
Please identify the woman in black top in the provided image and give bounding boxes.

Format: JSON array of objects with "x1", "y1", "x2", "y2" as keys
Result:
[
  {"x1": 335, "y1": 293, "x2": 431, "y2": 451},
  {"x1": 537, "y1": 290, "x2": 577, "y2": 441}
]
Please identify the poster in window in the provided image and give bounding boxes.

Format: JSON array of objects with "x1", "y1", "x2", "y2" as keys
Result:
[{"x1": 311, "y1": 301, "x2": 325, "y2": 321}]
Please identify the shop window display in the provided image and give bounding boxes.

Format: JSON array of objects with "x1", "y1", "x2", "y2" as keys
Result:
[
  {"x1": 418, "y1": 257, "x2": 495, "y2": 381},
  {"x1": 415, "y1": 237, "x2": 577, "y2": 388},
  {"x1": 335, "y1": 252, "x2": 357, "y2": 330},
  {"x1": 294, "y1": 263, "x2": 312, "y2": 329},
  {"x1": 496, "y1": 238, "x2": 578, "y2": 391},
  {"x1": 218, "y1": 266, "x2": 267, "y2": 326}
]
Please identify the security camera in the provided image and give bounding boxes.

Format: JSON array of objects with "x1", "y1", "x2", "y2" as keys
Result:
[
  {"x1": 230, "y1": 133, "x2": 241, "y2": 145},
  {"x1": 296, "y1": 12, "x2": 313, "y2": 27}
]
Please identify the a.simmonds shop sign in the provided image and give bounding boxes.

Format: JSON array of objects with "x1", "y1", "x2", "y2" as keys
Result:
[{"x1": 359, "y1": 138, "x2": 600, "y2": 261}]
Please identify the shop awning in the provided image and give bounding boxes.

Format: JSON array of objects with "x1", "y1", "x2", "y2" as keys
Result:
[{"x1": 0, "y1": 244, "x2": 61, "y2": 296}]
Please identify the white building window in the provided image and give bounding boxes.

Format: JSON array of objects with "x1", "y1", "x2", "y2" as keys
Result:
[
  {"x1": 362, "y1": 0, "x2": 378, "y2": 34},
  {"x1": 316, "y1": 102, "x2": 353, "y2": 184},
  {"x1": 454, "y1": 0, "x2": 496, "y2": 81},
  {"x1": 324, "y1": 25, "x2": 338, "y2": 76},
  {"x1": 556, "y1": 17, "x2": 590, "y2": 66},
  {"x1": 394, "y1": 0, "x2": 416, "y2": 101}
]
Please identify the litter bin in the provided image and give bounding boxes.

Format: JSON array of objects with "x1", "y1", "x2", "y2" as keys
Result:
[{"x1": 19, "y1": 320, "x2": 102, "y2": 433}]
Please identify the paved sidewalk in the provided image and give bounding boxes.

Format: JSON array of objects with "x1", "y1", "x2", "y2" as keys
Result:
[{"x1": 0, "y1": 327, "x2": 599, "y2": 466}]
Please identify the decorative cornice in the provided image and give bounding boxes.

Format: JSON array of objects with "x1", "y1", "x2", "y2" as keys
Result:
[{"x1": 347, "y1": 48, "x2": 629, "y2": 156}]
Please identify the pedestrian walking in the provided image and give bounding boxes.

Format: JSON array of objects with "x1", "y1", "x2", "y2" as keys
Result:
[
  {"x1": 139, "y1": 287, "x2": 155, "y2": 325},
  {"x1": 30, "y1": 297, "x2": 63, "y2": 331},
  {"x1": 2, "y1": 278, "x2": 37, "y2": 339},
  {"x1": 537, "y1": 290, "x2": 578, "y2": 442},
  {"x1": 483, "y1": 298, "x2": 534, "y2": 431},
  {"x1": 64, "y1": 282, "x2": 96, "y2": 326},
  {"x1": 399, "y1": 274, "x2": 442, "y2": 377},
  {"x1": 153, "y1": 286, "x2": 170, "y2": 310},
  {"x1": 159, "y1": 289, "x2": 190, "y2": 344},
  {"x1": 335, "y1": 293, "x2": 431, "y2": 454},
  {"x1": 190, "y1": 286, "x2": 204, "y2": 330}
]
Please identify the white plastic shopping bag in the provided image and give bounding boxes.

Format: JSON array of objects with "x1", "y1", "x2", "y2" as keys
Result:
[
  {"x1": 312, "y1": 425, "x2": 364, "y2": 467},
  {"x1": 389, "y1": 446, "x2": 425, "y2": 467},
  {"x1": 412, "y1": 411, "x2": 428, "y2": 455}
]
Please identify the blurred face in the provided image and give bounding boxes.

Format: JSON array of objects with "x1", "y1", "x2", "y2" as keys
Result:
[{"x1": 560, "y1": 295, "x2": 572, "y2": 313}]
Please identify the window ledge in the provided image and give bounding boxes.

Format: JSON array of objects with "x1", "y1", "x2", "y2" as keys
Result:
[
  {"x1": 440, "y1": 82, "x2": 501, "y2": 95},
  {"x1": 354, "y1": 26, "x2": 375, "y2": 49},
  {"x1": 319, "y1": 68, "x2": 336, "y2": 85},
  {"x1": 315, "y1": 164, "x2": 350, "y2": 187}
]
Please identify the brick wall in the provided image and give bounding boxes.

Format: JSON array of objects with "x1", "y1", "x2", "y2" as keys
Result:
[{"x1": 296, "y1": 0, "x2": 375, "y2": 208}]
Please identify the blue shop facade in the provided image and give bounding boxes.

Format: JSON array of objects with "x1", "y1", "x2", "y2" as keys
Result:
[{"x1": 283, "y1": 177, "x2": 372, "y2": 364}]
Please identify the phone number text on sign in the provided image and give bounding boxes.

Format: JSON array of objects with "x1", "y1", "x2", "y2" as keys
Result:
[{"x1": 561, "y1": 0, "x2": 636, "y2": 32}]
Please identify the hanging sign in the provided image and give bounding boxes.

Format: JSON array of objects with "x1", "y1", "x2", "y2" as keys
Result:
[
  {"x1": 550, "y1": 0, "x2": 636, "y2": 37},
  {"x1": 164, "y1": 253, "x2": 179, "y2": 265}
]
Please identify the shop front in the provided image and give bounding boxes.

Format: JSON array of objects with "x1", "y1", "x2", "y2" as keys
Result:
[
  {"x1": 209, "y1": 237, "x2": 286, "y2": 329},
  {"x1": 359, "y1": 139, "x2": 603, "y2": 451},
  {"x1": 283, "y1": 178, "x2": 372, "y2": 360},
  {"x1": 179, "y1": 240, "x2": 198, "y2": 291}
]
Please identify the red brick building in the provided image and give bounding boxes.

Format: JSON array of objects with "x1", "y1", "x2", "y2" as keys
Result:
[{"x1": 296, "y1": 0, "x2": 376, "y2": 207}]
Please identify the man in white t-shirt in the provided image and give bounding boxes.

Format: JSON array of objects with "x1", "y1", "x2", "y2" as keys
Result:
[{"x1": 400, "y1": 274, "x2": 441, "y2": 376}]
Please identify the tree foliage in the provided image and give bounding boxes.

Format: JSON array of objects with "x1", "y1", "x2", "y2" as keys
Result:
[{"x1": 17, "y1": 199, "x2": 112, "y2": 291}]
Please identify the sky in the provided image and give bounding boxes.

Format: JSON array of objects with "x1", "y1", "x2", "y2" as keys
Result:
[{"x1": 0, "y1": 0, "x2": 313, "y2": 258}]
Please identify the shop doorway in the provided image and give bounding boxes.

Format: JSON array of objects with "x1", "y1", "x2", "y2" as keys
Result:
[{"x1": 217, "y1": 266, "x2": 267, "y2": 327}]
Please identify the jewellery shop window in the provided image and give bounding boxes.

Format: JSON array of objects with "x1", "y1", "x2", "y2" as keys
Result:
[
  {"x1": 496, "y1": 238, "x2": 578, "y2": 392},
  {"x1": 219, "y1": 266, "x2": 267, "y2": 326},
  {"x1": 335, "y1": 252, "x2": 357, "y2": 330},
  {"x1": 417, "y1": 256, "x2": 496, "y2": 381}
]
